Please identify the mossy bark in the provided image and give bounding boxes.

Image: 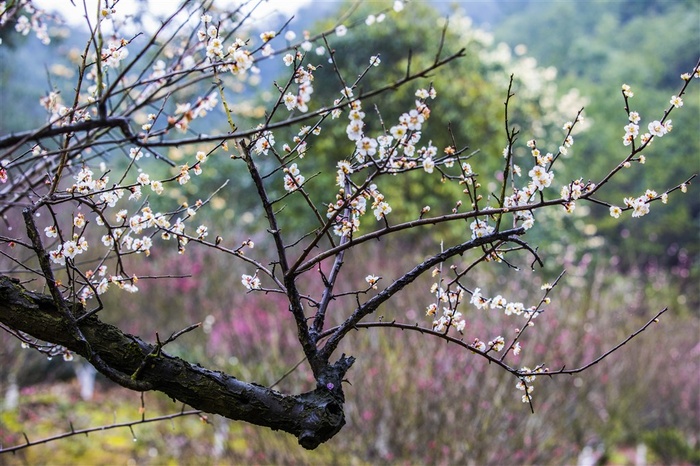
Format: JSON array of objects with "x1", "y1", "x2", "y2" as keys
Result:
[{"x1": 0, "y1": 275, "x2": 352, "y2": 449}]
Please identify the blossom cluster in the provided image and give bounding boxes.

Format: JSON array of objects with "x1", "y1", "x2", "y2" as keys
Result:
[
  {"x1": 46, "y1": 234, "x2": 89, "y2": 266},
  {"x1": 77, "y1": 266, "x2": 140, "y2": 301},
  {"x1": 621, "y1": 96, "x2": 673, "y2": 148},
  {"x1": 241, "y1": 273, "x2": 261, "y2": 291},
  {"x1": 283, "y1": 163, "x2": 305, "y2": 192},
  {"x1": 325, "y1": 183, "x2": 393, "y2": 237},
  {"x1": 39, "y1": 91, "x2": 91, "y2": 127},
  {"x1": 500, "y1": 122, "x2": 582, "y2": 230},
  {"x1": 45, "y1": 146, "x2": 216, "y2": 301},
  {"x1": 609, "y1": 81, "x2": 694, "y2": 219},
  {"x1": 516, "y1": 365, "x2": 548, "y2": 403},
  {"x1": 426, "y1": 281, "x2": 466, "y2": 333},
  {"x1": 199, "y1": 16, "x2": 254, "y2": 75},
  {"x1": 426, "y1": 278, "x2": 521, "y2": 359},
  {"x1": 424, "y1": 271, "x2": 554, "y2": 402},
  {"x1": 253, "y1": 130, "x2": 275, "y2": 155},
  {"x1": 342, "y1": 88, "x2": 436, "y2": 168},
  {"x1": 169, "y1": 92, "x2": 219, "y2": 133},
  {"x1": 617, "y1": 189, "x2": 661, "y2": 218},
  {"x1": 323, "y1": 88, "x2": 440, "y2": 237},
  {"x1": 1, "y1": 0, "x2": 52, "y2": 45},
  {"x1": 470, "y1": 287, "x2": 544, "y2": 321},
  {"x1": 470, "y1": 219, "x2": 495, "y2": 239},
  {"x1": 101, "y1": 39, "x2": 129, "y2": 68},
  {"x1": 282, "y1": 59, "x2": 316, "y2": 113}
]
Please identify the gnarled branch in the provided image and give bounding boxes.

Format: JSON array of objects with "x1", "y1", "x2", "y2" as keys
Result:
[{"x1": 0, "y1": 275, "x2": 353, "y2": 450}]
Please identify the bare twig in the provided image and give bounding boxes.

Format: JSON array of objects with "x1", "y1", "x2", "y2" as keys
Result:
[{"x1": 0, "y1": 410, "x2": 203, "y2": 454}]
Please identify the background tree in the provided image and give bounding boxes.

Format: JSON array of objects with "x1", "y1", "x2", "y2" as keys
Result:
[{"x1": 0, "y1": 0, "x2": 698, "y2": 463}]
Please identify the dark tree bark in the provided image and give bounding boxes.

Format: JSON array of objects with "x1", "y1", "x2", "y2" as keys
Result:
[{"x1": 0, "y1": 274, "x2": 353, "y2": 449}]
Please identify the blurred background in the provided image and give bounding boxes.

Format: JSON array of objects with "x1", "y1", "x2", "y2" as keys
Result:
[{"x1": 1, "y1": 0, "x2": 699, "y2": 464}]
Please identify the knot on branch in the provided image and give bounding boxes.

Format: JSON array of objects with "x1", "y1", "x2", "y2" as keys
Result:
[
  {"x1": 297, "y1": 394, "x2": 345, "y2": 450},
  {"x1": 316, "y1": 354, "x2": 355, "y2": 393},
  {"x1": 296, "y1": 354, "x2": 355, "y2": 449}
]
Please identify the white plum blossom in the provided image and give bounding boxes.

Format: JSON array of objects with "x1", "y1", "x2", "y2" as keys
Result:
[
  {"x1": 513, "y1": 342, "x2": 522, "y2": 355},
  {"x1": 283, "y1": 93, "x2": 297, "y2": 110},
  {"x1": 470, "y1": 219, "x2": 494, "y2": 239},
  {"x1": 253, "y1": 131, "x2": 275, "y2": 155},
  {"x1": 648, "y1": 120, "x2": 667, "y2": 137},
  {"x1": 228, "y1": 47, "x2": 254, "y2": 74},
  {"x1": 96, "y1": 278, "x2": 109, "y2": 295},
  {"x1": 195, "y1": 225, "x2": 208, "y2": 239},
  {"x1": 102, "y1": 40, "x2": 129, "y2": 68},
  {"x1": 470, "y1": 288, "x2": 491, "y2": 309},
  {"x1": 283, "y1": 163, "x2": 305, "y2": 192},
  {"x1": 336, "y1": 160, "x2": 353, "y2": 187},
  {"x1": 670, "y1": 95, "x2": 683, "y2": 108},
  {"x1": 622, "y1": 83, "x2": 634, "y2": 98},
  {"x1": 402, "y1": 109, "x2": 425, "y2": 131},
  {"x1": 346, "y1": 120, "x2": 364, "y2": 141},
  {"x1": 365, "y1": 275, "x2": 380, "y2": 289},
  {"x1": 488, "y1": 336, "x2": 505, "y2": 352},
  {"x1": 373, "y1": 201, "x2": 392, "y2": 220},
  {"x1": 137, "y1": 173, "x2": 150, "y2": 185},
  {"x1": 356, "y1": 137, "x2": 378, "y2": 162},
  {"x1": 505, "y1": 302, "x2": 525, "y2": 316},
  {"x1": 241, "y1": 274, "x2": 261, "y2": 290},
  {"x1": 528, "y1": 165, "x2": 554, "y2": 191},
  {"x1": 624, "y1": 196, "x2": 651, "y2": 217}
]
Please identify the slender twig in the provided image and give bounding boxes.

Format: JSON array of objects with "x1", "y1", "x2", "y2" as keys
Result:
[
  {"x1": 0, "y1": 410, "x2": 203, "y2": 454},
  {"x1": 310, "y1": 180, "x2": 352, "y2": 339},
  {"x1": 546, "y1": 308, "x2": 669, "y2": 375},
  {"x1": 495, "y1": 75, "x2": 517, "y2": 231},
  {"x1": 79, "y1": 49, "x2": 466, "y2": 149},
  {"x1": 131, "y1": 323, "x2": 202, "y2": 380},
  {"x1": 321, "y1": 306, "x2": 669, "y2": 382}
]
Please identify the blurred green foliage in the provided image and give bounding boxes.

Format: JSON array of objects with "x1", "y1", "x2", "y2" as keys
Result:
[
  {"x1": 643, "y1": 428, "x2": 700, "y2": 464},
  {"x1": 266, "y1": 0, "x2": 591, "y2": 247},
  {"x1": 244, "y1": 0, "x2": 700, "y2": 276},
  {"x1": 496, "y1": 0, "x2": 700, "y2": 268}
]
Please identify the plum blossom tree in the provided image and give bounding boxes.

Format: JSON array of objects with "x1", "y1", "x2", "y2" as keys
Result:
[{"x1": 0, "y1": 0, "x2": 697, "y2": 452}]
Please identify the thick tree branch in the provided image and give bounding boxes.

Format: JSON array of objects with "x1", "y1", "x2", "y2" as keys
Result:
[
  {"x1": 238, "y1": 140, "x2": 321, "y2": 375},
  {"x1": 0, "y1": 275, "x2": 352, "y2": 450}
]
